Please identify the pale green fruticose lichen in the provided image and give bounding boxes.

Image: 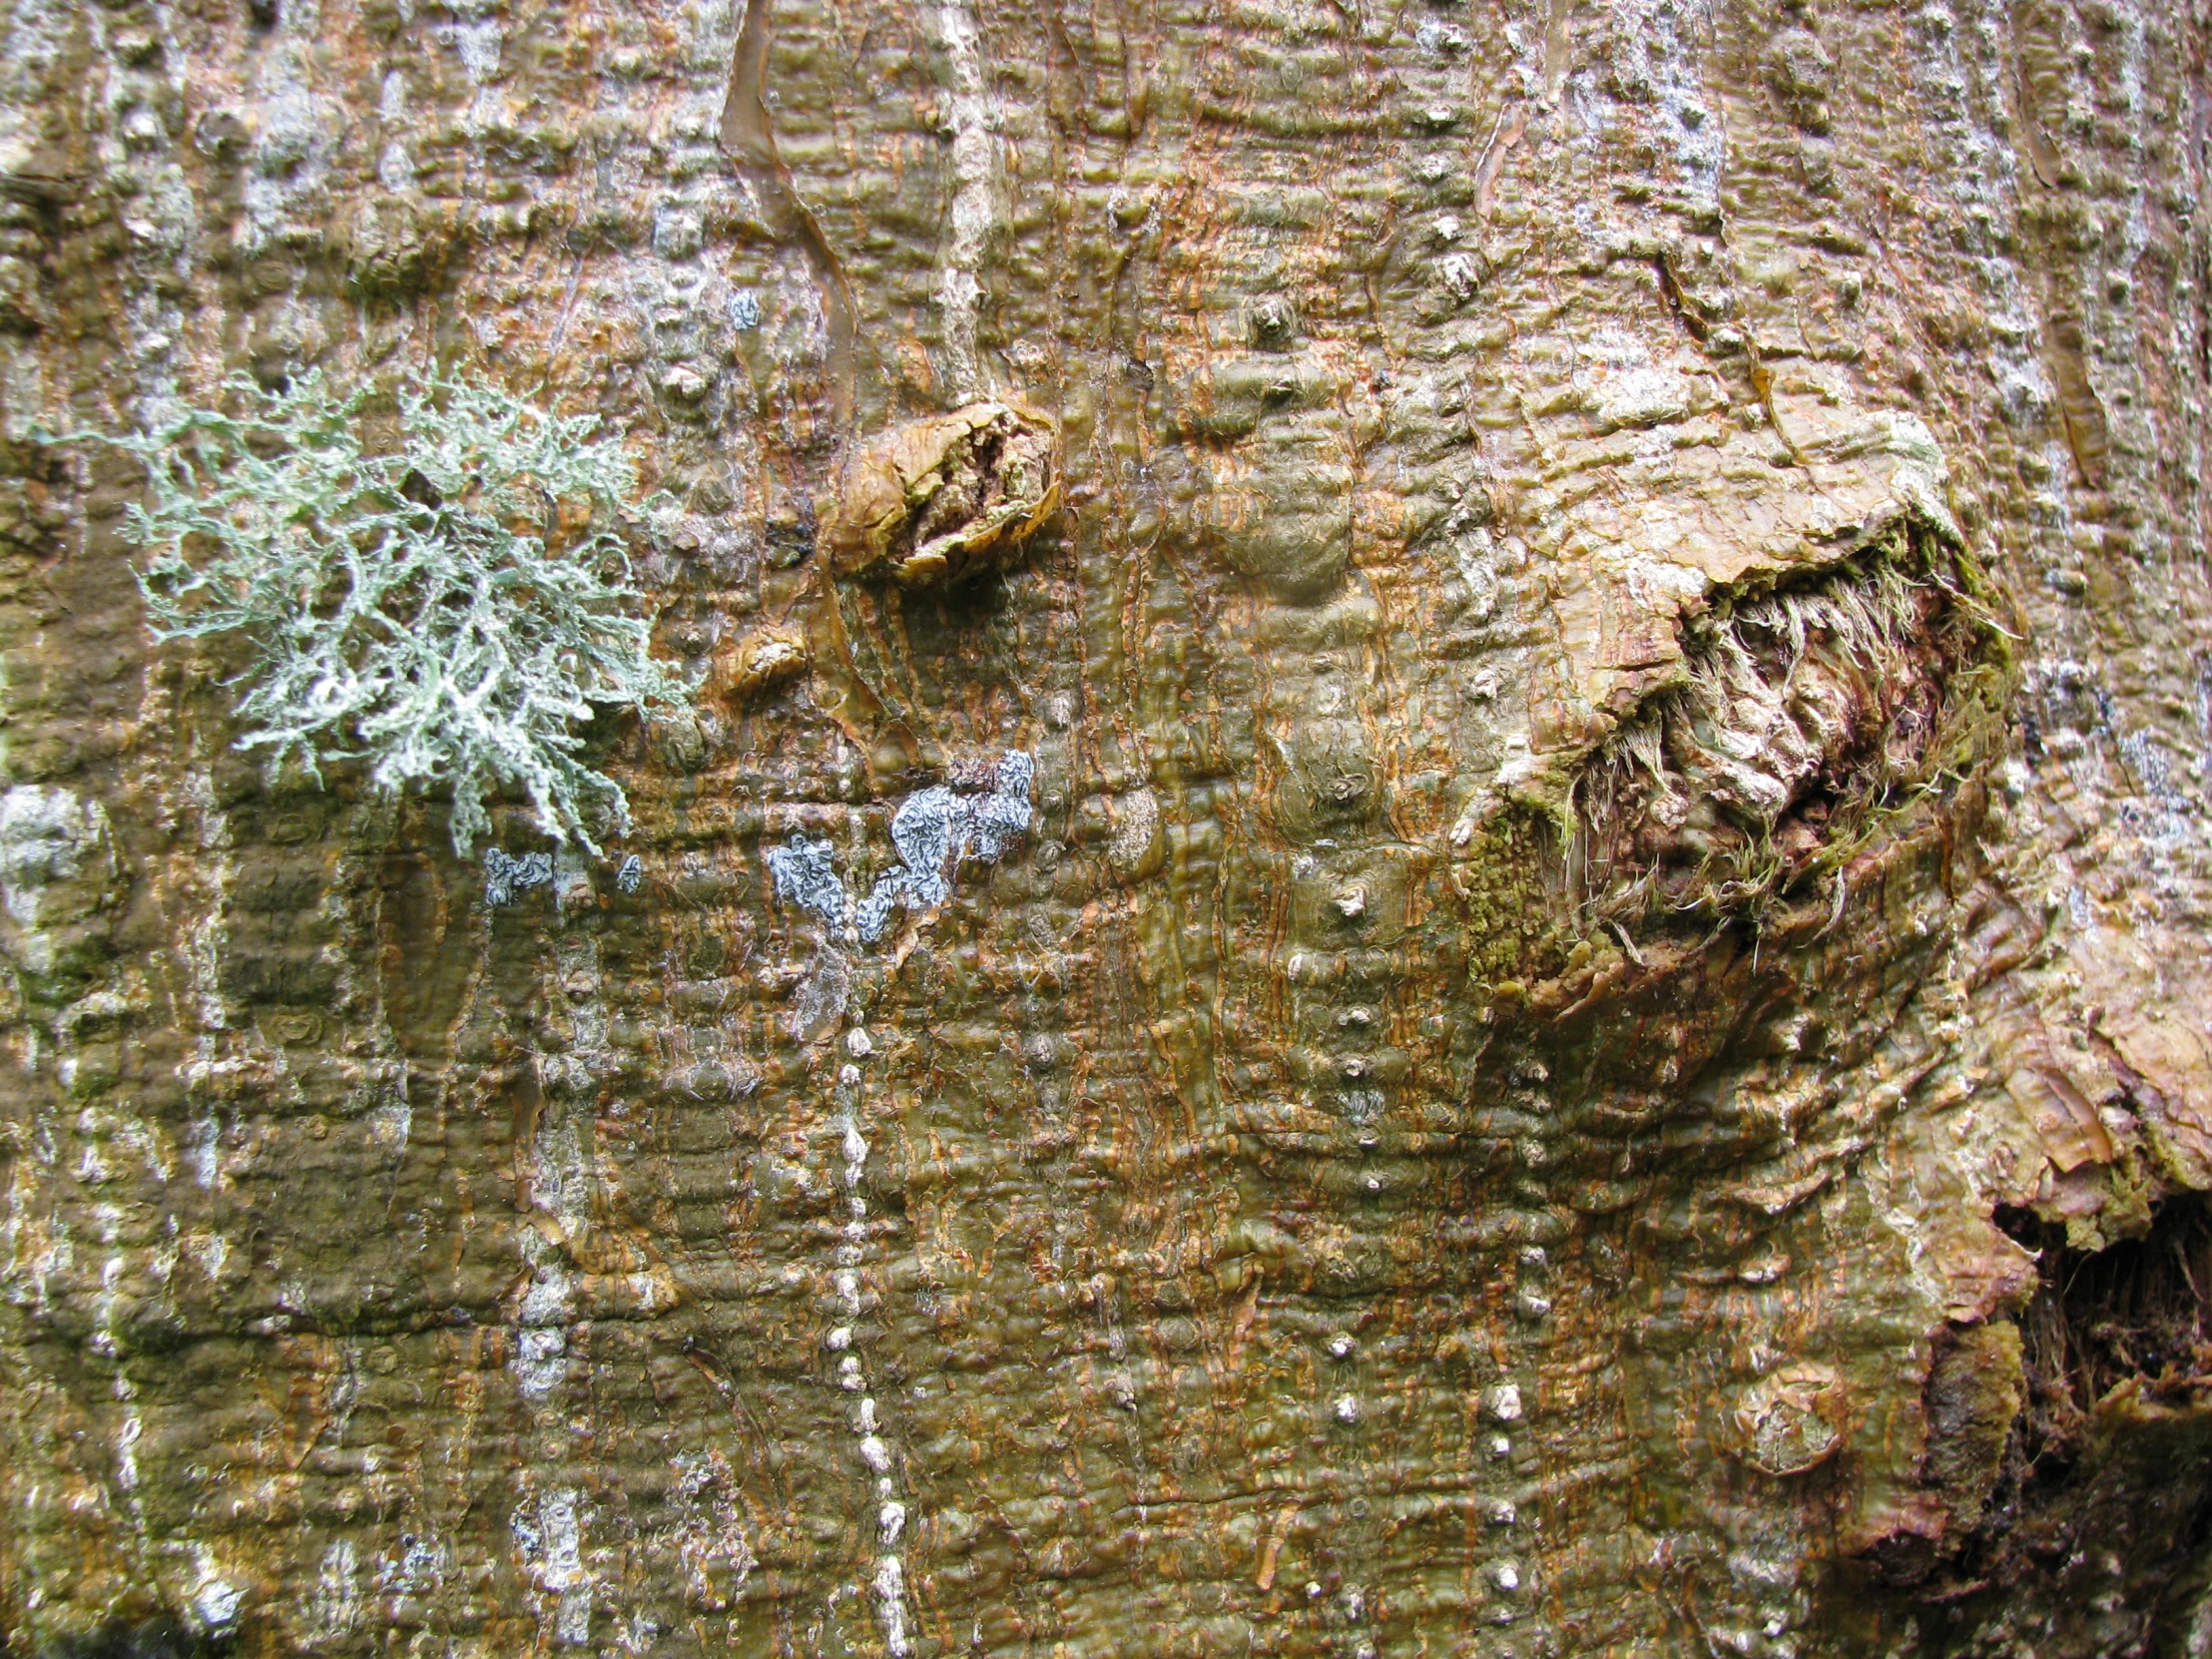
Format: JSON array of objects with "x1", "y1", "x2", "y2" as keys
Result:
[{"x1": 61, "y1": 368, "x2": 691, "y2": 857}]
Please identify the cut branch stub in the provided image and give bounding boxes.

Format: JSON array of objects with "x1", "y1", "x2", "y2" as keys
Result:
[
  {"x1": 1734, "y1": 1364, "x2": 1847, "y2": 1476},
  {"x1": 1570, "y1": 529, "x2": 2006, "y2": 923},
  {"x1": 710, "y1": 625, "x2": 811, "y2": 704},
  {"x1": 819, "y1": 399, "x2": 1061, "y2": 587}
]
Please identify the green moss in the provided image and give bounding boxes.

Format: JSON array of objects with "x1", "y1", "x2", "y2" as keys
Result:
[{"x1": 1450, "y1": 812, "x2": 1565, "y2": 986}]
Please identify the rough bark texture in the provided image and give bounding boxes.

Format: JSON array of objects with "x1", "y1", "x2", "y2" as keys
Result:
[{"x1": 2, "y1": 0, "x2": 2211, "y2": 1656}]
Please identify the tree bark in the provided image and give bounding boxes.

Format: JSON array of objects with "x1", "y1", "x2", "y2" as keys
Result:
[{"x1": 2, "y1": 0, "x2": 2210, "y2": 1655}]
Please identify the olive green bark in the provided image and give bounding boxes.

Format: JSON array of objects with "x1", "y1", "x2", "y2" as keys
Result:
[{"x1": 1, "y1": 0, "x2": 2210, "y2": 1656}]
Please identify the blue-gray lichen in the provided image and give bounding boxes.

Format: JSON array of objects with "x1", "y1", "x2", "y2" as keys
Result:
[
  {"x1": 767, "y1": 753, "x2": 1034, "y2": 943},
  {"x1": 483, "y1": 848, "x2": 554, "y2": 906}
]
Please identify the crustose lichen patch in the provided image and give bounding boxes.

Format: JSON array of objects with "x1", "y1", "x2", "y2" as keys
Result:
[{"x1": 767, "y1": 752, "x2": 1035, "y2": 945}]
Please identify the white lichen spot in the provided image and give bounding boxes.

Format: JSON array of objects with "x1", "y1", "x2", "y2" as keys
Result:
[
  {"x1": 1481, "y1": 1382, "x2": 1524, "y2": 1422},
  {"x1": 514, "y1": 1225, "x2": 575, "y2": 1402},
  {"x1": 114, "y1": 1406, "x2": 142, "y2": 1489},
  {"x1": 365, "y1": 1099, "x2": 412, "y2": 1157},
  {"x1": 873, "y1": 1552, "x2": 911, "y2": 1658},
  {"x1": 190, "y1": 1569, "x2": 244, "y2": 1633},
  {"x1": 514, "y1": 1486, "x2": 593, "y2": 1646},
  {"x1": 310, "y1": 1539, "x2": 362, "y2": 1642},
  {"x1": 0, "y1": 786, "x2": 109, "y2": 966},
  {"x1": 376, "y1": 71, "x2": 414, "y2": 190},
  {"x1": 516, "y1": 1328, "x2": 568, "y2": 1402},
  {"x1": 1105, "y1": 785, "x2": 1159, "y2": 875}
]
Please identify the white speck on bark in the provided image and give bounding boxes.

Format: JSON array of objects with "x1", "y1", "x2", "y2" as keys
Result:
[{"x1": 874, "y1": 1552, "x2": 911, "y2": 1657}]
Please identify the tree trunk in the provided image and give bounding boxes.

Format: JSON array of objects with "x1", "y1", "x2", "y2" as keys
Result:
[{"x1": 2, "y1": 0, "x2": 2210, "y2": 1655}]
